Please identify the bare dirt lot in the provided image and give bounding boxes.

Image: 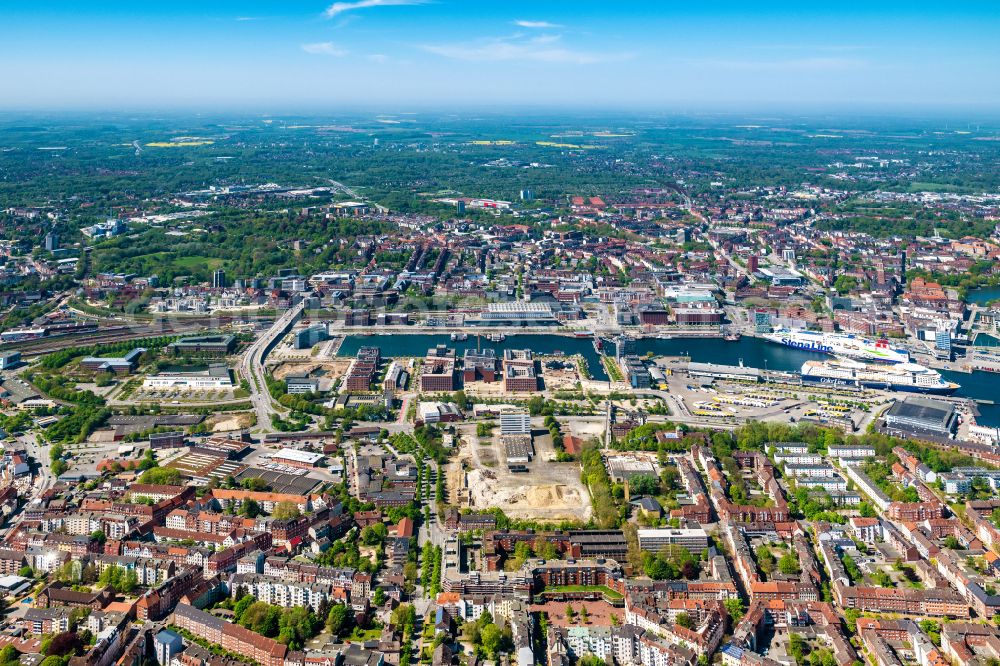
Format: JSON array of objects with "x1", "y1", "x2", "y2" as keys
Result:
[
  {"x1": 454, "y1": 421, "x2": 592, "y2": 523},
  {"x1": 530, "y1": 600, "x2": 624, "y2": 627},
  {"x1": 539, "y1": 356, "x2": 584, "y2": 391},
  {"x1": 205, "y1": 412, "x2": 256, "y2": 432},
  {"x1": 564, "y1": 416, "x2": 607, "y2": 440},
  {"x1": 272, "y1": 359, "x2": 352, "y2": 382}
]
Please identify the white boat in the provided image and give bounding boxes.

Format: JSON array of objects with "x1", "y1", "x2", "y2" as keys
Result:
[
  {"x1": 763, "y1": 328, "x2": 909, "y2": 364},
  {"x1": 450, "y1": 332, "x2": 468, "y2": 341},
  {"x1": 800, "y1": 358, "x2": 959, "y2": 395}
]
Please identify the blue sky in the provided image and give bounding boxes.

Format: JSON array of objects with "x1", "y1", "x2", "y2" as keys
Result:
[{"x1": 1, "y1": 0, "x2": 998, "y2": 112}]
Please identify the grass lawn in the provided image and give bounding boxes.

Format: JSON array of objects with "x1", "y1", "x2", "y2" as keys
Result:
[
  {"x1": 543, "y1": 585, "x2": 624, "y2": 600},
  {"x1": 906, "y1": 181, "x2": 961, "y2": 193},
  {"x1": 602, "y1": 356, "x2": 625, "y2": 382},
  {"x1": 172, "y1": 254, "x2": 227, "y2": 271},
  {"x1": 348, "y1": 626, "x2": 383, "y2": 642},
  {"x1": 123, "y1": 251, "x2": 227, "y2": 276}
]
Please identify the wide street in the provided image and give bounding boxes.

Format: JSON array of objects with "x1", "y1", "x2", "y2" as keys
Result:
[{"x1": 240, "y1": 300, "x2": 307, "y2": 431}]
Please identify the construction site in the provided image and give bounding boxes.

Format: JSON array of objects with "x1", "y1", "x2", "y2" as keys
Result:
[{"x1": 446, "y1": 421, "x2": 593, "y2": 523}]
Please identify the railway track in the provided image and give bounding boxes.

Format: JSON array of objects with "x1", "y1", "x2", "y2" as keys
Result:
[
  {"x1": 0, "y1": 314, "x2": 251, "y2": 358},
  {"x1": 4, "y1": 323, "x2": 211, "y2": 357}
]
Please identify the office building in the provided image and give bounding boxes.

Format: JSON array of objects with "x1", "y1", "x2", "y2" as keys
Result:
[
  {"x1": 463, "y1": 349, "x2": 498, "y2": 382},
  {"x1": 420, "y1": 346, "x2": 456, "y2": 392},
  {"x1": 149, "y1": 432, "x2": 185, "y2": 449},
  {"x1": 0, "y1": 352, "x2": 21, "y2": 370},
  {"x1": 935, "y1": 327, "x2": 952, "y2": 354},
  {"x1": 294, "y1": 325, "x2": 328, "y2": 350},
  {"x1": 637, "y1": 528, "x2": 710, "y2": 553},
  {"x1": 168, "y1": 335, "x2": 237, "y2": 356},
  {"x1": 503, "y1": 349, "x2": 537, "y2": 392},
  {"x1": 142, "y1": 365, "x2": 233, "y2": 390},
  {"x1": 154, "y1": 629, "x2": 183, "y2": 666},
  {"x1": 754, "y1": 310, "x2": 772, "y2": 333},
  {"x1": 500, "y1": 407, "x2": 531, "y2": 436},
  {"x1": 80, "y1": 348, "x2": 145, "y2": 375},
  {"x1": 285, "y1": 374, "x2": 320, "y2": 394}
]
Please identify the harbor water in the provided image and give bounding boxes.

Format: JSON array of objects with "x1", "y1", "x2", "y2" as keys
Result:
[
  {"x1": 338, "y1": 333, "x2": 1000, "y2": 427},
  {"x1": 337, "y1": 333, "x2": 611, "y2": 381},
  {"x1": 968, "y1": 285, "x2": 1000, "y2": 305}
]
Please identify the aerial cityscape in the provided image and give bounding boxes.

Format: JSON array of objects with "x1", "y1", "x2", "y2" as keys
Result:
[{"x1": 2, "y1": 4, "x2": 1000, "y2": 666}]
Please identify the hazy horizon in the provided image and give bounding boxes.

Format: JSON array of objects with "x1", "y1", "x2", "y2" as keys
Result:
[{"x1": 1, "y1": 0, "x2": 998, "y2": 112}]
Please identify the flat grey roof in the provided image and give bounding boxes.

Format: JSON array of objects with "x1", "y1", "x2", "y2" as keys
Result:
[{"x1": 887, "y1": 397, "x2": 955, "y2": 427}]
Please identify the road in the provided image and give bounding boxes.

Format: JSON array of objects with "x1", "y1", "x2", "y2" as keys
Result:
[
  {"x1": 327, "y1": 180, "x2": 361, "y2": 200},
  {"x1": 239, "y1": 300, "x2": 307, "y2": 431},
  {"x1": 19, "y1": 433, "x2": 55, "y2": 493},
  {"x1": 378, "y1": 426, "x2": 451, "y2": 601},
  {"x1": 0, "y1": 433, "x2": 57, "y2": 544}
]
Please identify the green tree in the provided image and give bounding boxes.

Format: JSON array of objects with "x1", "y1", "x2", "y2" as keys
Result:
[
  {"x1": 480, "y1": 624, "x2": 502, "y2": 659},
  {"x1": 755, "y1": 545, "x2": 776, "y2": 575},
  {"x1": 234, "y1": 595, "x2": 257, "y2": 624},
  {"x1": 919, "y1": 620, "x2": 941, "y2": 646},
  {"x1": 834, "y1": 275, "x2": 858, "y2": 295},
  {"x1": 0, "y1": 646, "x2": 20, "y2": 665},
  {"x1": 579, "y1": 657, "x2": 606, "y2": 666},
  {"x1": 241, "y1": 499, "x2": 262, "y2": 518},
  {"x1": 241, "y1": 477, "x2": 269, "y2": 491},
  {"x1": 789, "y1": 633, "x2": 807, "y2": 663},
  {"x1": 391, "y1": 603, "x2": 416, "y2": 633},
  {"x1": 271, "y1": 501, "x2": 301, "y2": 520},
  {"x1": 724, "y1": 597, "x2": 745, "y2": 624},
  {"x1": 778, "y1": 552, "x2": 800, "y2": 575},
  {"x1": 628, "y1": 474, "x2": 660, "y2": 497},
  {"x1": 534, "y1": 538, "x2": 559, "y2": 560},
  {"x1": 277, "y1": 606, "x2": 319, "y2": 649},
  {"x1": 241, "y1": 601, "x2": 281, "y2": 637},
  {"x1": 326, "y1": 604, "x2": 350, "y2": 637},
  {"x1": 139, "y1": 467, "x2": 181, "y2": 485},
  {"x1": 361, "y1": 523, "x2": 387, "y2": 545},
  {"x1": 842, "y1": 554, "x2": 862, "y2": 583}
]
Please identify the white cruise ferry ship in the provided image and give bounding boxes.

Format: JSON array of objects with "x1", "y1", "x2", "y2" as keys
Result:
[
  {"x1": 763, "y1": 328, "x2": 909, "y2": 364},
  {"x1": 800, "y1": 359, "x2": 959, "y2": 395}
]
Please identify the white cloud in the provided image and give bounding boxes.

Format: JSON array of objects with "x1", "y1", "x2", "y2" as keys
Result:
[
  {"x1": 324, "y1": 0, "x2": 427, "y2": 19},
  {"x1": 423, "y1": 35, "x2": 629, "y2": 65},
  {"x1": 684, "y1": 56, "x2": 867, "y2": 71},
  {"x1": 367, "y1": 54, "x2": 390, "y2": 63},
  {"x1": 301, "y1": 42, "x2": 349, "y2": 56},
  {"x1": 514, "y1": 20, "x2": 563, "y2": 29},
  {"x1": 235, "y1": 16, "x2": 257, "y2": 21}
]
